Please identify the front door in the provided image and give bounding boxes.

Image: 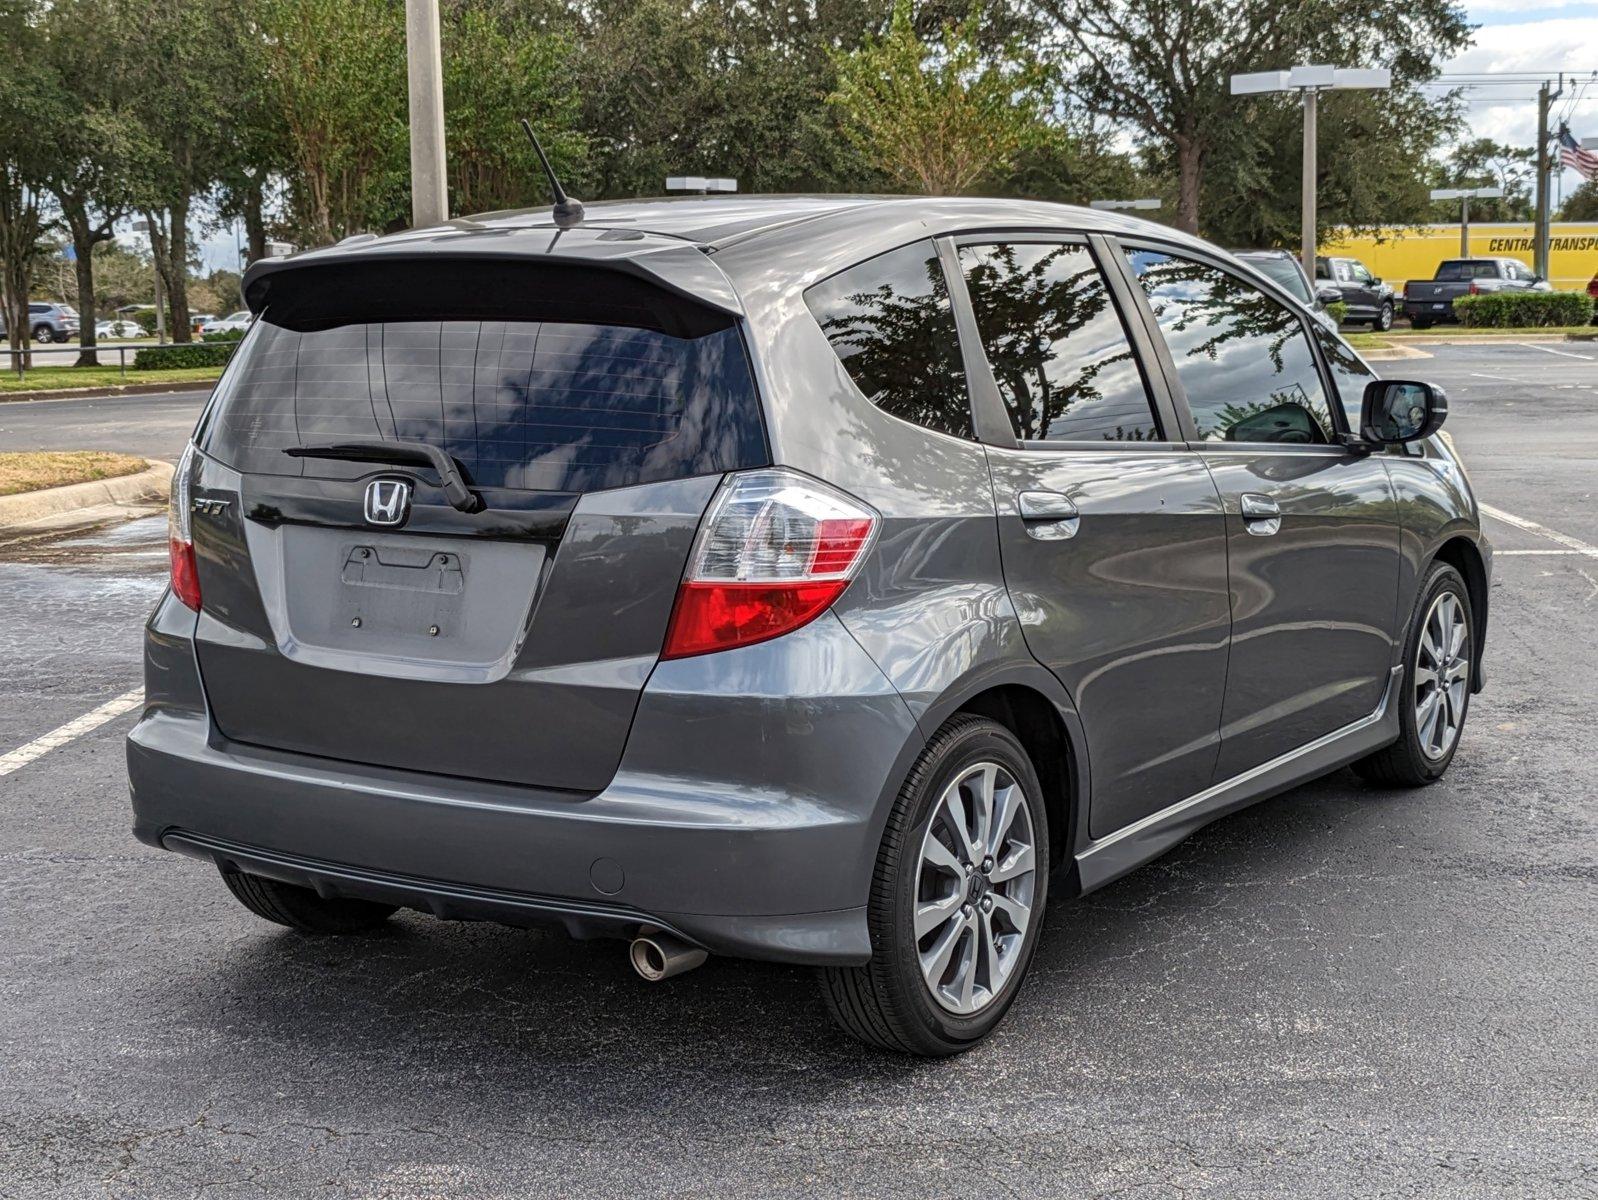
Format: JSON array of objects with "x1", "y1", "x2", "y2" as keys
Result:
[
  {"x1": 947, "y1": 236, "x2": 1233, "y2": 837},
  {"x1": 1120, "y1": 243, "x2": 1401, "y2": 779}
]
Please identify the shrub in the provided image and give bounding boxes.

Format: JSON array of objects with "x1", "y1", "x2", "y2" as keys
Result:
[
  {"x1": 201, "y1": 327, "x2": 245, "y2": 343},
  {"x1": 1326, "y1": 301, "x2": 1349, "y2": 325},
  {"x1": 133, "y1": 343, "x2": 236, "y2": 370},
  {"x1": 1452, "y1": 290, "x2": 1594, "y2": 328}
]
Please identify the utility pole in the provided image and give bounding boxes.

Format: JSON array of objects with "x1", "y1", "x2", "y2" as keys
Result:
[
  {"x1": 1533, "y1": 76, "x2": 1562, "y2": 281},
  {"x1": 405, "y1": 0, "x2": 448, "y2": 229}
]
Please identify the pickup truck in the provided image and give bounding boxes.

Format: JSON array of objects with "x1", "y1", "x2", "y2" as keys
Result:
[{"x1": 1404, "y1": 257, "x2": 1549, "y2": 328}]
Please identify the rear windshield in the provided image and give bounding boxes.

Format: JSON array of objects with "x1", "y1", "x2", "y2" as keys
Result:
[
  {"x1": 1245, "y1": 256, "x2": 1310, "y2": 303},
  {"x1": 1434, "y1": 261, "x2": 1500, "y2": 281},
  {"x1": 198, "y1": 267, "x2": 768, "y2": 494}
]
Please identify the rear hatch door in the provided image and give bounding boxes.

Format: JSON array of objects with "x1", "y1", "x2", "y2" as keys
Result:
[{"x1": 186, "y1": 254, "x2": 766, "y2": 791}]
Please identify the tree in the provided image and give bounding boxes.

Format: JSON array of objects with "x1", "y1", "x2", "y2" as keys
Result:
[
  {"x1": 39, "y1": 0, "x2": 148, "y2": 363},
  {"x1": 1561, "y1": 178, "x2": 1598, "y2": 222},
  {"x1": 830, "y1": 2, "x2": 1052, "y2": 195},
  {"x1": 127, "y1": 0, "x2": 243, "y2": 342},
  {"x1": 1430, "y1": 138, "x2": 1536, "y2": 223},
  {"x1": 1028, "y1": 0, "x2": 1472, "y2": 234},
  {"x1": 0, "y1": 0, "x2": 56, "y2": 363}
]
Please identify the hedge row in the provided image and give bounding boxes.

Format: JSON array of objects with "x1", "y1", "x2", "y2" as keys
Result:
[
  {"x1": 133, "y1": 343, "x2": 236, "y2": 370},
  {"x1": 1451, "y1": 290, "x2": 1595, "y2": 328}
]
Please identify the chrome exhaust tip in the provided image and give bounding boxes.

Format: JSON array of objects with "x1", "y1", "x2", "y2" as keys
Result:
[{"x1": 629, "y1": 933, "x2": 708, "y2": 982}]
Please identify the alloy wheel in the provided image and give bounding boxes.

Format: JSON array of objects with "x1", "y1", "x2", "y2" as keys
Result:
[
  {"x1": 1415, "y1": 590, "x2": 1469, "y2": 761},
  {"x1": 914, "y1": 761, "x2": 1038, "y2": 1015}
]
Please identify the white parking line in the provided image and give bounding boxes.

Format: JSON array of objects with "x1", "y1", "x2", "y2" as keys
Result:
[
  {"x1": 0, "y1": 688, "x2": 143, "y2": 778},
  {"x1": 1517, "y1": 342, "x2": 1594, "y2": 360},
  {"x1": 1480, "y1": 503, "x2": 1598, "y2": 559}
]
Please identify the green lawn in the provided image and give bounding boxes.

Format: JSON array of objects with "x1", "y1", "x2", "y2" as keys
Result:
[
  {"x1": 0, "y1": 364, "x2": 223, "y2": 396},
  {"x1": 1346, "y1": 325, "x2": 1598, "y2": 350}
]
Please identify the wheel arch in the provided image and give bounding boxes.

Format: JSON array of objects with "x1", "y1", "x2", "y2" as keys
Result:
[
  {"x1": 1432, "y1": 535, "x2": 1488, "y2": 692},
  {"x1": 948, "y1": 681, "x2": 1083, "y2": 889}
]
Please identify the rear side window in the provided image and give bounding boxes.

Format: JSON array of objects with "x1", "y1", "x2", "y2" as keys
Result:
[
  {"x1": 199, "y1": 290, "x2": 767, "y2": 495},
  {"x1": 958, "y1": 241, "x2": 1160, "y2": 442},
  {"x1": 804, "y1": 240, "x2": 973, "y2": 440},
  {"x1": 1125, "y1": 248, "x2": 1335, "y2": 445}
]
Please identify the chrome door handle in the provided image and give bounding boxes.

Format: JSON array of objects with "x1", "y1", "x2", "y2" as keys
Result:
[
  {"x1": 1240, "y1": 492, "x2": 1281, "y2": 536},
  {"x1": 1018, "y1": 491, "x2": 1080, "y2": 540}
]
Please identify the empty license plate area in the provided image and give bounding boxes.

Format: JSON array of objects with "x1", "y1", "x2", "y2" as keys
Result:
[{"x1": 339, "y1": 545, "x2": 465, "y2": 642}]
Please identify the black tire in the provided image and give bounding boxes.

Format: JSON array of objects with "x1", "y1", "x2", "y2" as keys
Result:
[
  {"x1": 821, "y1": 715, "x2": 1050, "y2": 1056},
  {"x1": 1353, "y1": 561, "x2": 1473, "y2": 788},
  {"x1": 1373, "y1": 301, "x2": 1394, "y2": 332},
  {"x1": 221, "y1": 869, "x2": 397, "y2": 934}
]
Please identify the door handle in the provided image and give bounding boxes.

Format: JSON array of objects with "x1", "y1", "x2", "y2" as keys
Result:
[
  {"x1": 1018, "y1": 490, "x2": 1080, "y2": 540},
  {"x1": 1240, "y1": 492, "x2": 1281, "y2": 536}
]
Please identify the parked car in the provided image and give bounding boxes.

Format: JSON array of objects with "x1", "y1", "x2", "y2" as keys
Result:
[
  {"x1": 199, "y1": 311, "x2": 252, "y2": 335},
  {"x1": 94, "y1": 318, "x2": 143, "y2": 339},
  {"x1": 1316, "y1": 255, "x2": 1398, "y2": 331},
  {"x1": 129, "y1": 197, "x2": 1490, "y2": 1056},
  {"x1": 0, "y1": 301, "x2": 79, "y2": 343},
  {"x1": 1404, "y1": 257, "x2": 1550, "y2": 328},
  {"x1": 1232, "y1": 249, "x2": 1340, "y2": 332},
  {"x1": 190, "y1": 314, "x2": 218, "y2": 335}
]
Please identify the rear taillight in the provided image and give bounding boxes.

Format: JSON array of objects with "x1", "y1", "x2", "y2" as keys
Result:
[
  {"x1": 1468, "y1": 282, "x2": 1481, "y2": 296},
  {"x1": 662, "y1": 469, "x2": 878, "y2": 660},
  {"x1": 168, "y1": 443, "x2": 200, "y2": 611}
]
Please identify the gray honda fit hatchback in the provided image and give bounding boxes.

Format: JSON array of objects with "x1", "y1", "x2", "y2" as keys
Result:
[{"x1": 129, "y1": 196, "x2": 1489, "y2": 1055}]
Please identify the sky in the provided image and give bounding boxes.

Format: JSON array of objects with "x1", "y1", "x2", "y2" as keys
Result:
[{"x1": 185, "y1": 2, "x2": 1598, "y2": 272}]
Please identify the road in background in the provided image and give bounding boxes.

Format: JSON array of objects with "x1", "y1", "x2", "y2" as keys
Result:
[
  {"x1": 0, "y1": 343, "x2": 1593, "y2": 1197},
  {"x1": 0, "y1": 389, "x2": 208, "y2": 462}
]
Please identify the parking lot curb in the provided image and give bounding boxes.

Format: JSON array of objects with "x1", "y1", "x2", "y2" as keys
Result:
[
  {"x1": 0, "y1": 458, "x2": 173, "y2": 528},
  {"x1": 0, "y1": 380, "x2": 217, "y2": 404}
]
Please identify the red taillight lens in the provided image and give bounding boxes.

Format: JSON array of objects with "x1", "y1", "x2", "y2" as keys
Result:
[
  {"x1": 661, "y1": 469, "x2": 878, "y2": 660},
  {"x1": 169, "y1": 537, "x2": 201, "y2": 611},
  {"x1": 1468, "y1": 282, "x2": 1481, "y2": 295},
  {"x1": 168, "y1": 443, "x2": 200, "y2": 611}
]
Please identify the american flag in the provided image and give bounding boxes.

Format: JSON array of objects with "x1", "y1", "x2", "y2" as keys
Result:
[{"x1": 1559, "y1": 127, "x2": 1598, "y2": 181}]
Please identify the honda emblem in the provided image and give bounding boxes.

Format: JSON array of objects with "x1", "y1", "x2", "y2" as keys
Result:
[{"x1": 364, "y1": 479, "x2": 412, "y2": 527}]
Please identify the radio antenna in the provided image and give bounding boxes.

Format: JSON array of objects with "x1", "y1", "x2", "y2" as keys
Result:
[{"x1": 520, "y1": 119, "x2": 584, "y2": 230}]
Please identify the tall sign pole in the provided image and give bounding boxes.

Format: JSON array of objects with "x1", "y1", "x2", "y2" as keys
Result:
[
  {"x1": 1231, "y1": 66, "x2": 1390, "y2": 285},
  {"x1": 1301, "y1": 87, "x2": 1318, "y2": 282},
  {"x1": 406, "y1": 0, "x2": 448, "y2": 229}
]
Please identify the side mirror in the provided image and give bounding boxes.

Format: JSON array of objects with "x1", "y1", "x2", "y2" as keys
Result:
[
  {"x1": 1314, "y1": 284, "x2": 1341, "y2": 305},
  {"x1": 1361, "y1": 380, "x2": 1447, "y2": 445}
]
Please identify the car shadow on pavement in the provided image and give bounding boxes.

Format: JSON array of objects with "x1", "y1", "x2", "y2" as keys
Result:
[{"x1": 144, "y1": 767, "x2": 1411, "y2": 1117}]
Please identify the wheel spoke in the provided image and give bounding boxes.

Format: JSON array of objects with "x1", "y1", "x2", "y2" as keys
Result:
[
  {"x1": 990, "y1": 892, "x2": 1031, "y2": 937},
  {"x1": 920, "y1": 910, "x2": 966, "y2": 985},
  {"x1": 1414, "y1": 663, "x2": 1438, "y2": 689},
  {"x1": 921, "y1": 834, "x2": 964, "y2": 877},
  {"x1": 942, "y1": 783, "x2": 980, "y2": 863},
  {"x1": 914, "y1": 890, "x2": 964, "y2": 939},
  {"x1": 969, "y1": 764, "x2": 997, "y2": 856},
  {"x1": 988, "y1": 782, "x2": 1021, "y2": 857},
  {"x1": 1417, "y1": 690, "x2": 1442, "y2": 750},
  {"x1": 989, "y1": 840, "x2": 1035, "y2": 884},
  {"x1": 1445, "y1": 657, "x2": 1469, "y2": 685},
  {"x1": 953, "y1": 926, "x2": 978, "y2": 1010}
]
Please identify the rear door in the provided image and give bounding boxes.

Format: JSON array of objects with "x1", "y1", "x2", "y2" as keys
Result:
[
  {"x1": 947, "y1": 234, "x2": 1233, "y2": 837},
  {"x1": 1120, "y1": 243, "x2": 1400, "y2": 780},
  {"x1": 185, "y1": 256, "x2": 768, "y2": 791}
]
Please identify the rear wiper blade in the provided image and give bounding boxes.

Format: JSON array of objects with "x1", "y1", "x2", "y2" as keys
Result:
[{"x1": 285, "y1": 440, "x2": 484, "y2": 514}]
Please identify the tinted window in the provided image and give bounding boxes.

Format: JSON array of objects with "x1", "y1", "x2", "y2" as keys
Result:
[
  {"x1": 1313, "y1": 325, "x2": 1373, "y2": 428},
  {"x1": 1125, "y1": 248, "x2": 1335, "y2": 445},
  {"x1": 804, "y1": 240, "x2": 973, "y2": 439},
  {"x1": 959, "y1": 242, "x2": 1160, "y2": 441},
  {"x1": 200, "y1": 317, "x2": 767, "y2": 494},
  {"x1": 1435, "y1": 261, "x2": 1499, "y2": 282}
]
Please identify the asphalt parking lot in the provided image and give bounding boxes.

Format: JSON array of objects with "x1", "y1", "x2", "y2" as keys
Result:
[{"x1": 1, "y1": 341, "x2": 1594, "y2": 1197}]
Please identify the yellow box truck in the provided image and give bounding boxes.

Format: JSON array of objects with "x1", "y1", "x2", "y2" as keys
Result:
[{"x1": 1319, "y1": 223, "x2": 1598, "y2": 294}]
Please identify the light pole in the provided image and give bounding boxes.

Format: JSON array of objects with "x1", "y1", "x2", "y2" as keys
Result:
[
  {"x1": 405, "y1": 0, "x2": 448, "y2": 229},
  {"x1": 1089, "y1": 198, "x2": 1162, "y2": 211},
  {"x1": 1231, "y1": 65, "x2": 1392, "y2": 283},
  {"x1": 1430, "y1": 187, "x2": 1503, "y2": 258}
]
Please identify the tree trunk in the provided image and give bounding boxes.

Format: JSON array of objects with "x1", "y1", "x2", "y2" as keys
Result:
[
  {"x1": 1175, "y1": 134, "x2": 1204, "y2": 236},
  {"x1": 62, "y1": 201, "x2": 101, "y2": 367},
  {"x1": 145, "y1": 203, "x2": 194, "y2": 343},
  {"x1": 242, "y1": 177, "x2": 266, "y2": 265}
]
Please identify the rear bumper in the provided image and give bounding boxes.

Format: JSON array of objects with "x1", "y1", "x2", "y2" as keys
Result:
[{"x1": 129, "y1": 602, "x2": 922, "y2": 966}]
